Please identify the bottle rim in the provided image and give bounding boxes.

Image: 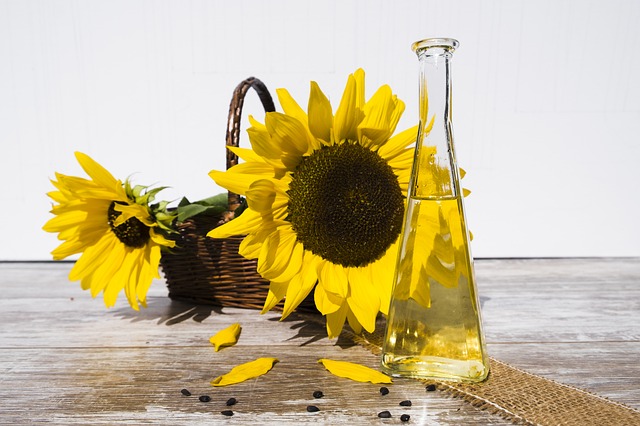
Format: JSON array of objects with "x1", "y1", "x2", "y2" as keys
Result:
[{"x1": 412, "y1": 38, "x2": 459, "y2": 53}]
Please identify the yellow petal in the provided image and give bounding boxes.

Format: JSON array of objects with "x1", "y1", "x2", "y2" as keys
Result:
[
  {"x1": 270, "y1": 239, "x2": 305, "y2": 284},
  {"x1": 261, "y1": 280, "x2": 288, "y2": 314},
  {"x1": 276, "y1": 88, "x2": 308, "y2": 126},
  {"x1": 113, "y1": 203, "x2": 154, "y2": 227},
  {"x1": 208, "y1": 165, "x2": 276, "y2": 199},
  {"x1": 227, "y1": 146, "x2": 267, "y2": 164},
  {"x1": 245, "y1": 179, "x2": 278, "y2": 213},
  {"x1": 346, "y1": 267, "x2": 380, "y2": 333},
  {"x1": 313, "y1": 278, "x2": 343, "y2": 315},
  {"x1": 208, "y1": 209, "x2": 263, "y2": 238},
  {"x1": 257, "y1": 228, "x2": 298, "y2": 280},
  {"x1": 346, "y1": 309, "x2": 363, "y2": 335},
  {"x1": 377, "y1": 126, "x2": 418, "y2": 160},
  {"x1": 265, "y1": 112, "x2": 309, "y2": 156},
  {"x1": 371, "y1": 240, "x2": 400, "y2": 316},
  {"x1": 387, "y1": 97, "x2": 405, "y2": 137},
  {"x1": 317, "y1": 359, "x2": 392, "y2": 384},
  {"x1": 238, "y1": 220, "x2": 287, "y2": 259},
  {"x1": 74, "y1": 152, "x2": 119, "y2": 192},
  {"x1": 334, "y1": 73, "x2": 361, "y2": 143},
  {"x1": 209, "y1": 323, "x2": 242, "y2": 352},
  {"x1": 318, "y1": 262, "x2": 348, "y2": 298},
  {"x1": 86, "y1": 240, "x2": 124, "y2": 297},
  {"x1": 68, "y1": 234, "x2": 115, "y2": 281},
  {"x1": 308, "y1": 81, "x2": 333, "y2": 143},
  {"x1": 247, "y1": 118, "x2": 286, "y2": 170},
  {"x1": 358, "y1": 85, "x2": 396, "y2": 148},
  {"x1": 103, "y1": 247, "x2": 138, "y2": 308},
  {"x1": 136, "y1": 243, "x2": 161, "y2": 303},
  {"x1": 211, "y1": 357, "x2": 279, "y2": 387},
  {"x1": 281, "y1": 251, "x2": 319, "y2": 319},
  {"x1": 325, "y1": 302, "x2": 348, "y2": 339}
]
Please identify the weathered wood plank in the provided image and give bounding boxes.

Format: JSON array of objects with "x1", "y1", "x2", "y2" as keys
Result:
[
  {"x1": 0, "y1": 345, "x2": 511, "y2": 425},
  {"x1": 0, "y1": 258, "x2": 639, "y2": 424}
]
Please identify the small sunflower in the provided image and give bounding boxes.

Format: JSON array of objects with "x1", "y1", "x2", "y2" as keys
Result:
[
  {"x1": 208, "y1": 69, "x2": 418, "y2": 337},
  {"x1": 43, "y1": 152, "x2": 176, "y2": 310}
]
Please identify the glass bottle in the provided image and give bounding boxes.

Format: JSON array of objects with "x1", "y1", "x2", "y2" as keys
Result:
[{"x1": 380, "y1": 38, "x2": 489, "y2": 382}]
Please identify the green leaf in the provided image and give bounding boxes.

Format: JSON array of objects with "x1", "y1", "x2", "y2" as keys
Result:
[
  {"x1": 175, "y1": 193, "x2": 229, "y2": 222},
  {"x1": 176, "y1": 204, "x2": 224, "y2": 222},
  {"x1": 196, "y1": 193, "x2": 229, "y2": 208}
]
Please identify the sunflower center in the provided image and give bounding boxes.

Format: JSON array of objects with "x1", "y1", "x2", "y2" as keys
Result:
[
  {"x1": 286, "y1": 142, "x2": 405, "y2": 268},
  {"x1": 108, "y1": 202, "x2": 150, "y2": 248}
]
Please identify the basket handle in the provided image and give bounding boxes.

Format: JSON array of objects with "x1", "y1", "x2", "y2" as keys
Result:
[{"x1": 225, "y1": 77, "x2": 276, "y2": 213}]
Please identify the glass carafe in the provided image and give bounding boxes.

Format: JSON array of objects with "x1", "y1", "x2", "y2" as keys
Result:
[{"x1": 380, "y1": 38, "x2": 489, "y2": 382}]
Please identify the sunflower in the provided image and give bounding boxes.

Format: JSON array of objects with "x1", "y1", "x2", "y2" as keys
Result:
[
  {"x1": 208, "y1": 69, "x2": 418, "y2": 338},
  {"x1": 43, "y1": 152, "x2": 176, "y2": 310}
]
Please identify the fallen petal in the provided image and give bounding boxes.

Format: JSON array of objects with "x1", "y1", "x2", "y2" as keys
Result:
[
  {"x1": 318, "y1": 358, "x2": 392, "y2": 384},
  {"x1": 209, "y1": 323, "x2": 242, "y2": 352},
  {"x1": 211, "y1": 357, "x2": 279, "y2": 387}
]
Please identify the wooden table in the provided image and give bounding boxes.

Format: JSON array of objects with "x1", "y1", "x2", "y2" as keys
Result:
[{"x1": 1, "y1": 258, "x2": 638, "y2": 424}]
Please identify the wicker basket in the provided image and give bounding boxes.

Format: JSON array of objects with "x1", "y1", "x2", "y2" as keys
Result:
[{"x1": 160, "y1": 77, "x2": 315, "y2": 312}]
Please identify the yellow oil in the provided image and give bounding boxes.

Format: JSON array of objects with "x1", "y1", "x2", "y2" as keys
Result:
[{"x1": 381, "y1": 196, "x2": 489, "y2": 382}]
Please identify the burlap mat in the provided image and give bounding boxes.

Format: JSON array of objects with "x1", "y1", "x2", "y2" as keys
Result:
[{"x1": 347, "y1": 328, "x2": 640, "y2": 426}]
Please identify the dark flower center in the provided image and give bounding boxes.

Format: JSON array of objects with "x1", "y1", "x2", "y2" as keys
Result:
[
  {"x1": 108, "y1": 202, "x2": 150, "y2": 248},
  {"x1": 286, "y1": 142, "x2": 405, "y2": 268}
]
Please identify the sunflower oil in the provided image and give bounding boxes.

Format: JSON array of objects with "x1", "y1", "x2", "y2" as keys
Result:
[
  {"x1": 381, "y1": 37, "x2": 489, "y2": 382},
  {"x1": 381, "y1": 195, "x2": 489, "y2": 382}
]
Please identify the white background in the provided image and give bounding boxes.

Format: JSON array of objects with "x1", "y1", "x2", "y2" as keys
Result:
[{"x1": 1, "y1": 0, "x2": 639, "y2": 260}]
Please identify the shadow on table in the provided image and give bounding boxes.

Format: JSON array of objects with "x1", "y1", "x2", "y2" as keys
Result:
[
  {"x1": 112, "y1": 297, "x2": 337, "y2": 344},
  {"x1": 112, "y1": 296, "x2": 223, "y2": 325}
]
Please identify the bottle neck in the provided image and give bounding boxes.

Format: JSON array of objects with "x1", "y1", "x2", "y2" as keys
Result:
[
  {"x1": 411, "y1": 41, "x2": 460, "y2": 198},
  {"x1": 418, "y1": 48, "x2": 453, "y2": 143}
]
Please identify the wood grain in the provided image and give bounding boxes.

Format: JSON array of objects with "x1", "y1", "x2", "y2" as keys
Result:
[{"x1": 0, "y1": 258, "x2": 638, "y2": 424}]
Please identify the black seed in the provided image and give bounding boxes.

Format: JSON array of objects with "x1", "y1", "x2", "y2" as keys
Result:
[
  {"x1": 426, "y1": 384, "x2": 437, "y2": 392},
  {"x1": 399, "y1": 400, "x2": 412, "y2": 407},
  {"x1": 198, "y1": 395, "x2": 211, "y2": 402},
  {"x1": 221, "y1": 410, "x2": 234, "y2": 417},
  {"x1": 306, "y1": 405, "x2": 320, "y2": 412},
  {"x1": 378, "y1": 410, "x2": 392, "y2": 418},
  {"x1": 312, "y1": 391, "x2": 324, "y2": 399},
  {"x1": 379, "y1": 386, "x2": 389, "y2": 396},
  {"x1": 401, "y1": 413, "x2": 411, "y2": 422},
  {"x1": 180, "y1": 388, "x2": 191, "y2": 396},
  {"x1": 226, "y1": 397, "x2": 237, "y2": 406}
]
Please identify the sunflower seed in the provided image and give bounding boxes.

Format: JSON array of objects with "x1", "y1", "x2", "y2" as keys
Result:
[
  {"x1": 198, "y1": 395, "x2": 211, "y2": 403},
  {"x1": 399, "y1": 399, "x2": 412, "y2": 406},
  {"x1": 226, "y1": 397, "x2": 237, "y2": 406},
  {"x1": 221, "y1": 410, "x2": 234, "y2": 417},
  {"x1": 379, "y1": 386, "x2": 390, "y2": 396},
  {"x1": 306, "y1": 405, "x2": 320, "y2": 412},
  {"x1": 377, "y1": 410, "x2": 392, "y2": 418},
  {"x1": 425, "y1": 384, "x2": 437, "y2": 392},
  {"x1": 401, "y1": 413, "x2": 411, "y2": 422},
  {"x1": 313, "y1": 390, "x2": 324, "y2": 399},
  {"x1": 180, "y1": 389, "x2": 191, "y2": 397}
]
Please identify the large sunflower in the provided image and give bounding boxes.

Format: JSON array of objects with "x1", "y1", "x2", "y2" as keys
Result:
[
  {"x1": 208, "y1": 69, "x2": 418, "y2": 338},
  {"x1": 43, "y1": 152, "x2": 176, "y2": 310}
]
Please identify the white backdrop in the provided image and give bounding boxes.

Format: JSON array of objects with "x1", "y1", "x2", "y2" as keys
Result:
[{"x1": 1, "y1": 0, "x2": 639, "y2": 260}]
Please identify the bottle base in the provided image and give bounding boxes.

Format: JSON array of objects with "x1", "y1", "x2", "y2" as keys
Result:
[{"x1": 381, "y1": 355, "x2": 489, "y2": 383}]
